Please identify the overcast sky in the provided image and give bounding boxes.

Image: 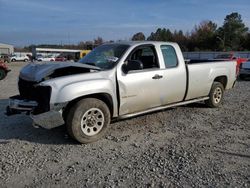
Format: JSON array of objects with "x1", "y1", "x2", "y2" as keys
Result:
[{"x1": 0, "y1": 0, "x2": 250, "y2": 46}]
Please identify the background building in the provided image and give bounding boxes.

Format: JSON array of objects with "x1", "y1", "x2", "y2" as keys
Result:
[{"x1": 0, "y1": 43, "x2": 14, "y2": 54}]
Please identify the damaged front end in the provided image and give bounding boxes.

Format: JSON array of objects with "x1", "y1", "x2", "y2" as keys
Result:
[
  {"x1": 6, "y1": 61, "x2": 100, "y2": 129},
  {"x1": 5, "y1": 78, "x2": 63, "y2": 129},
  {"x1": 6, "y1": 95, "x2": 38, "y2": 116},
  {"x1": 6, "y1": 78, "x2": 52, "y2": 116}
]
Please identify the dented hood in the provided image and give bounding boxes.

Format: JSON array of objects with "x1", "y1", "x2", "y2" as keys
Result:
[{"x1": 19, "y1": 62, "x2": 101, "y2": 82}]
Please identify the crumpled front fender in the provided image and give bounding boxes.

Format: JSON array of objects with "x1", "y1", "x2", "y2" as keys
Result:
[{"x1": 55, "y1": 79, "x2": 115, "y2": 102}]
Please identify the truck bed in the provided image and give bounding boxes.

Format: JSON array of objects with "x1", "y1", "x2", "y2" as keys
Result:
[{"x1": 185, "y1": 61, "x2": 236, "y2": 100}]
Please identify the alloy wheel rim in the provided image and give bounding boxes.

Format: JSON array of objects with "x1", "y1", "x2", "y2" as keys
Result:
[
  {"x1": 80, "y1": 108, "x2": 104, "y2": 136},
  {"x1": 213, "y1": 87, "x2": 222, "y2": 104}
]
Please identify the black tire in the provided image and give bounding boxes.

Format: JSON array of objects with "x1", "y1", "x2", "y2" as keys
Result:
[
  {"x1": 0, "y1": 69, "x2": 6, "y2": 80},
  {"x1": 66, "y1": 98, "x2": 110, "y2": 144},
  {"x1": 11, "y1": 59, "x2": 16, "y2": 62},
  {"x1": 205, "y1": 82, "x2": 224, "y2": 108}
]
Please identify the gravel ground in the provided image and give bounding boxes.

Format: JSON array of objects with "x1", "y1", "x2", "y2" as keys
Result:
[{"x1": 0, "y1": 62, "x2": 249, "y2": 187}]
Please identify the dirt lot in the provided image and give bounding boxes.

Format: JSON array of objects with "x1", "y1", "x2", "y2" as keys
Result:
[{"x1": 0, "y1": 62, "x2": 249, "y2": 187}]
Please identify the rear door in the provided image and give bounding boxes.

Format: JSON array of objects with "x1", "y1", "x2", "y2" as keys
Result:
[{"x1": 158, "y1": 44, "x2": 186, "y2": 104}]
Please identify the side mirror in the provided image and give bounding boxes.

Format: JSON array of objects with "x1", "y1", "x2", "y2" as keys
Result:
[
  {"x1": 122, "y1": 60, "x2": 143, "y2": 74},
  {"x1": 122, "y1": 64, "x2": 128, "y2": 74}
]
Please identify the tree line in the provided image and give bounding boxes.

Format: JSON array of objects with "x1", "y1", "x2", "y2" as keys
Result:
[
  {"x1": 131, "y1": 12, "x2": 250, "y2": 51},
  {"x1": 19, "y1": 12, "x2": 249, "y2": 52}
]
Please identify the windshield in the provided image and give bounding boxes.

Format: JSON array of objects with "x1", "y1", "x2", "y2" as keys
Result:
[{"x1": 79, "y1": 44, "x2": 129, "y2": 70}]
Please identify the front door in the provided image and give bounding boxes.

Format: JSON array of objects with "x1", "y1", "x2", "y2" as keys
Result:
[{"x1": 117, "y1": 45, "x2": 164, "y2": 115}]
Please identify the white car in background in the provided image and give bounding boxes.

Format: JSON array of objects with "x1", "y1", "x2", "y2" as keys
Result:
[
  {"x1": 11, "y1": 54, "x2": 29, "y2": 62},
  {"x1": 37, "y1": 55, "x2": 55, "y2": 62}
]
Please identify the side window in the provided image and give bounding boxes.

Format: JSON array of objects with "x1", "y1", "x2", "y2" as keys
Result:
[
  {"x1": 129, "y1": 45, "x2": 159, "y2": 70},
  {"x1": 161, "y1": 45, "x2": 178, "y2": 68}
]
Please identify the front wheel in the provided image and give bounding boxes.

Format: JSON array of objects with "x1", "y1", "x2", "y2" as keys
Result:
[
  {"x1": 205, "y1": 82, "x2": 224, "y2": 108},
  {"x1": 66, "y1": 98, "x2": 111, "y2": 144}
]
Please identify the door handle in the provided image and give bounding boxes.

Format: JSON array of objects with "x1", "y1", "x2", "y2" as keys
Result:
[{"x1": 152, "y1": 74, "x2": 163, "y2": 79}]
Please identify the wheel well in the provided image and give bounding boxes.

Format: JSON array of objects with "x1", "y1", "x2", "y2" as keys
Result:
[
  {"x1": 62, "y1": 93, "x2": 114, "y2": 120},
  {"x1": 214, "y1": 76, "x2": 227, "y2": 89}
]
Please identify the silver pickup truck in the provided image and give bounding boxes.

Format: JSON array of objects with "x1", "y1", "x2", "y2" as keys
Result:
[{"x1": 6, "y1": 41, "x2": 237, "y2": 143}]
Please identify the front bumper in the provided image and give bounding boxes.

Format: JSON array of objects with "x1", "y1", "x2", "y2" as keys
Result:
[
  {"x1": 6, "y1": 95, "x2": 38, "y2": 115},
  {"x1": 6, "y1": 95, "x2": 65, "y2": 129}
]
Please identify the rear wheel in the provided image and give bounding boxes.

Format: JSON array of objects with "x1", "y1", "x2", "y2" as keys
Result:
[
  {"x1": 11, "y1": 59, "x2": 16, "y2": 62},
  {"x1": 205, "y1": 82, "x2": 224, "y2": 108},
  {"x1": 0, "y1": 69, "x2": 6, "y2": 80},
  {"x1": 66, "y1": 98, "x2": 110, "y2": 144}
]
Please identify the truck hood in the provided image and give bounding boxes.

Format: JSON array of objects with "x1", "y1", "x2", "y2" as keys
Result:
[{"x1": 19, "y1": 62, "x2": 101, "y2": 82}]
